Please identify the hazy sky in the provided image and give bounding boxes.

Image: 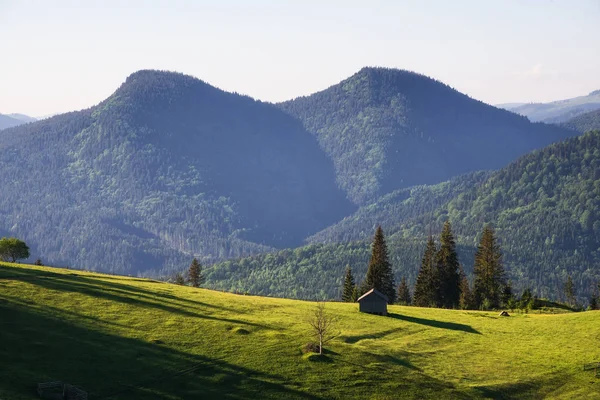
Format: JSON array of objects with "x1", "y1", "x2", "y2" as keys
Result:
[{"x1": 1, "y1": 0, "x2": 599, "y2": 116}]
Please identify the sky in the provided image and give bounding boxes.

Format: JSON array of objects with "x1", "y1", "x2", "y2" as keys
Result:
[{"x1": 1, "y1": 0, "x2": 599, "y2": 116}]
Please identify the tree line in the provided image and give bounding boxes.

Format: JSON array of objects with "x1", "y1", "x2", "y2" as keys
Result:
[{"x1": 342, "y1": 224, "x2": 600, "y2": 311}]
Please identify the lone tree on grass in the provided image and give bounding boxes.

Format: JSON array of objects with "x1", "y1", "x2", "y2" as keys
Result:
[
  {"x1": 307, "y1": 302, "x2": 337, "y2": 355},
  {"x1": 187, "y1": 258, "x2": 205, "y2": 288},
  {"x1": 414, "y1": 236, "x2": 438, "y2": 307},
  {"x1": 473, "y1": 226, "x2": 505, "y2": 309},
  {"x1": 435, "y1": 221, "x2": 461, "y2": 308},
  {"x1": 341, "y1": 265, "x2": 357, "y2": 302},
  {"x1": 397, "y1": 276, "x2": 412, "y2": 305},
  {"x1": 364, "y1": 226, "x2": 396, "y2": 304},
  {"x1": 0, "y1": 237, "x2": 30, "y2": 263}
]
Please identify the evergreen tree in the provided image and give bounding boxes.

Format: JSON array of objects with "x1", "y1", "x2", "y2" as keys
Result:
[
  {"x1": 342, "y1": 265, "x2": 356, "y2": 302},
  {"x1": 501, "y1": 282, "x2": 514, "y2": 308},
  {"x1": 351, "y1": 286, "x2": 358, "y2": 303},
  {"x1": 413, "y1": 236, "x2": 438, "y2": 307},
  {"x1": 397, "y1": 276, "x2": 412, "y2": 305},
  {"x1": 473, "y1": 226, "x2": 505, "y2": 309},
  {"x1": 435, "y1": 221, "x2": 461, "y2": 308},
  {"x1": 458, "y1": 267, "x2": 474, "y2": 310},
  {"x1": 364, "y1": 226, "x2": 396, "y2": 304},
  {"x1": 589, "y1": 294, "x2": 598, "y2": 311},
  {"x1": 173, "y1": 272, "x2": 185, "y2": 285},
  {"x1": 187, "y1": 258, "x2": 205, "y2": 288},
  {"x1": 564, "y1": 275, "x2": 575, "y2": 306},
  {"x1": 519, "y1": 288, "x2": 535, "y2": 312}
]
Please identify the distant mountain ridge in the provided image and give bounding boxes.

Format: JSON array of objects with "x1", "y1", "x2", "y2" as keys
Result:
[
  {"x1": 562, "y1": 109, "x2": 600, "y2": 133},
  {"x1": 499, "y1": 90, "x2": 600, "y2": 123},
  {"x1": 0, "y1": 114, "x2": 24, "y2": 130},
  {"x1": 279, "y1": 67, "x2": 577, "y2": 204},
  {"x1": 0, "y1": 70, "x2": 352, "y2": 274},
  {"x1": 0, "y1": 67, "x2": 584, "y2": 284},
  {"x1": 7, "y1": 113, "x2": 37, "y2": 123}
]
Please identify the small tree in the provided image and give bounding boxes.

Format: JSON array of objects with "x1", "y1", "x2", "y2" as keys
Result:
[
  {"x1": 458, "y1": 267, "x2": 474, "y2": 310},
  {"x1": 341, "y1": 265, "x2": 356, "y2": 302},
  {"x1": 519, "y1": 288, "x2": 535, "y2": 313},
  {"x1": 501, "y1": 282, "x2": 514, "y2": 308},
  {"x1": 564, "y1": 275, "x2": 576, "y2": 306},
  {"x1": 397, "y1": 276, "x2": 412, "y2": 305},
  {"x1": 172, "y1": 272, "x2": 185, "y2": 285},
  {"x1": 0, "y1": 237, "x2": 30, "y2": 263},
  {"x1": 187, "y1": 258, "x2": 205, "y2": 288},
  {"x1": 589, "y1": 294, "x2": 598, "y2": 311},
  {"x1": 307, "y1": 302, "x2": 337, "y2": 355},
  {"x1": 34, "y1": 258, "x2": 44, "y2": 266}
]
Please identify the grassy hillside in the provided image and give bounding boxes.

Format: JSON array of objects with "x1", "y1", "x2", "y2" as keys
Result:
[{"x1": 1, "y1": 263, "x2": 599, "y2": 399}]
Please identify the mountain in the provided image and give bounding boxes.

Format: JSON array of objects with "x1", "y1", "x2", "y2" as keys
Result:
[
  {"x1": 7, "y1": 113, "x2": 37, "y2": 123},
  {"x1": 562, "y1": 108, "x2": 600, "y2": 133},
  {"x1": 499, "y1": 90, "x2": 600, "y2": 123},
  {"x1": 208, "y1": 131, "x2": 600, "y2": 302},
  {"x1": 0, "y1": 114, "x2": 25, "y2": 130},
  {"x1": 0, "y1": 70, "x2": 353, "y2": 274},
  {"x1": 279, "y1": 67, "x2": 577, "y2": 204}
]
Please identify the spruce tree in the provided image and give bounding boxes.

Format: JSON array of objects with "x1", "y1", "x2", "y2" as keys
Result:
[
  {"x1": 564, "y1": 275, "x2": 575, "y2": 306},
  {"x1": 413, "y1": 236, "x2": 438, "y2": 307},
  {"x1": 364, "y1": 226, "x2": 396, "y2": 304},
  {"x1": 458, "y1": 267, "x2": 474, "y2": 310},
  {"x1": 435, "y1": 221, "x2": 461, "y2": 308},
  {"x1": 473, "y1": 226, "x2": 505, "y2": 309},
  {"x1": 397, "y1": 276, "x2": 412, "y2": 305},
  {"x1": 342, "y1": 265, "x2": 356, "y2": 302},
  {"x1": 187, "y1": 258, "x2": 205, "y2": 288},
  {"x1": 501, "y1": 282, "x2": 514, "y2": 308}
]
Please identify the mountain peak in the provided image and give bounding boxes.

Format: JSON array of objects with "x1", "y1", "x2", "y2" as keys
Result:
[
  {"x1": 589, "y1": 89, "x2": 600, "y2": 96},
  {"x1": 116, "y1": 69, "x2": 207, "y2": 95}
]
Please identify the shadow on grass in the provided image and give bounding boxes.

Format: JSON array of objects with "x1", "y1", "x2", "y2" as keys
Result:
[
  {"x1": 473, "y1": 371, "x2": 574, "y2": 400},
  {"x1": 0, "y1": 301, "x2": 320, "y2": 400},
  {"x1": 342, "y1": 328, "x2": 404, "y2": 344},
  {"x1": 387, "y1": 313, "x2": 481, "y2": 334},
  {"x1": 0, "y1": 266, "x2": 266, "y2": 329}
]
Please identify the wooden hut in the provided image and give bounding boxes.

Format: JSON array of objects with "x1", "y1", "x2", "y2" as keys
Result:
[{"x1": 357, "y1": 288, "x2": 388, "y2": 315}]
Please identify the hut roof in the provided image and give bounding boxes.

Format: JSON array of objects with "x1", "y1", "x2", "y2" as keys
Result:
[{"x1": 357, "y1": 288, "x2": 389, "y2": 303}]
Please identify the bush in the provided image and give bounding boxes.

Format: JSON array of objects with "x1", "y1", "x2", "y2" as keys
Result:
[{"x1": 302, "y1": 342, "x2": 320, "y2": 354}]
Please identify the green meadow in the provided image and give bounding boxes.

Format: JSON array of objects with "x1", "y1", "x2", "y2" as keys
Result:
[{"x1": 0, "y1": 262, "x2": 598, "y2": 399}]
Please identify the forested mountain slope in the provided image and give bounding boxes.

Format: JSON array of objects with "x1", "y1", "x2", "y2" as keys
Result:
[
  {"x1": 208, "y1": 132, "x2": 600, "y2": 302},
  {"x1": 279, "y1": 67, "x2": 577, "y2": 204},
  {"x1": 501, "y1": 89, "x2": 600, "y2": 123},
  {"x1": 0, "y1": 70, "x2": 352, "y2": 274},
  {"x1": 562, "y1": 108, "x2": 600, "y2": 133}
]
